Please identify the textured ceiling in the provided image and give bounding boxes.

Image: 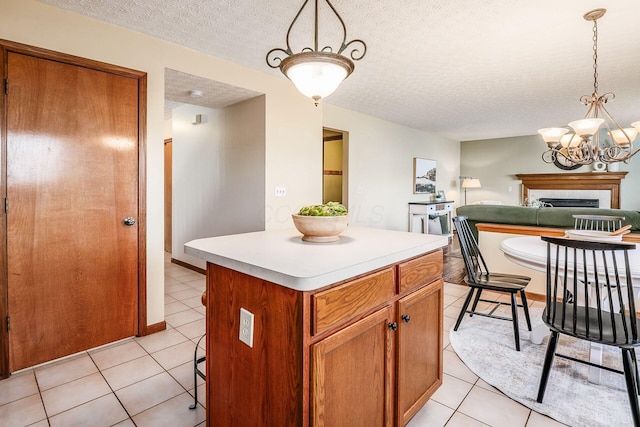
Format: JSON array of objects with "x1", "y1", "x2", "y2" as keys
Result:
[
  {"x1": 164, "y1": 68, "x2": 261, "y2": 119},
  {"x1": 38, "y1": 0, "x2": 640, "y2": 141}
]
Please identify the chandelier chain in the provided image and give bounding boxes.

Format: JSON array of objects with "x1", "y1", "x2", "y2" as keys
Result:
[{"x1": 592, "y1": 19, "x2": 598, "y2": 95}]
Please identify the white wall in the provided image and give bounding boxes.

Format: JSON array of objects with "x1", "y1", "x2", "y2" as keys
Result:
[
  {"x1": 460, "y1": 135, "x2": 640, "y2": 210},
  {"x1": 172, "y1": 98, "x2": 265, "y2": 269},
  {"x1": 323, "y1": 105, "x2": 461, "y2": 231}
]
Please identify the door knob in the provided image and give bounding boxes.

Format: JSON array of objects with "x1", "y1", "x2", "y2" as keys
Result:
[
  {"x1": 388, "y1": 322, "x2": 398, "y2": 331},
  {"x1": 401, "y1": 314, "x2": 411, "y2": 323},
  {"x1": 123, "y1": 217, "x2": 136, "y2": 226}
]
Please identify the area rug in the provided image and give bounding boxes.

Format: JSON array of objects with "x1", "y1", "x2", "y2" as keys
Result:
[{"x1": 449, "y1": 307, "x2": 633, "y2": 427}]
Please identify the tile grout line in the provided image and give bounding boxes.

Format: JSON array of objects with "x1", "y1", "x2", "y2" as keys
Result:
[{"x1": 31, "y1": 367, "x2": 51, "y2": 427}]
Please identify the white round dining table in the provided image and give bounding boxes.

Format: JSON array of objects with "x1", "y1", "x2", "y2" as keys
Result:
[
  {"x1": 500, "y1": 236, "x2": 640, "y2": 284},
  {"x1": 500, "y1": 235, "x2": 640, "y2": 384}
]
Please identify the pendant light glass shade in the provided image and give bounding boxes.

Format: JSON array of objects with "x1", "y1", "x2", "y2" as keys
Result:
[
  {"x1": 568, "y1": 118, "x2": 605, "y2": 136},
  {"x1": 560, "y1": 133, "x2": 583, "y2": 148},
  {"x1": 280, "y1": 52, "x2": 353, "y2": 101},
  {"x1": 609, "y1": 128, "x2": 638, "y2": 147},
  {"x1": 538, "y1": 128, "x2": 569, "y2": 147}
]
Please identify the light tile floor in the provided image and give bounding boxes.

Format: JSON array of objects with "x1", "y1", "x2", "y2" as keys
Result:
[{"x1": 0, "y1": 256, "x2": 566, "y2": 427}]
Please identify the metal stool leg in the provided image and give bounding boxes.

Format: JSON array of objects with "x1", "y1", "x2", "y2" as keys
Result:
[{"x1": 189, "y1": 334, "x2": 206, "y2": 410}]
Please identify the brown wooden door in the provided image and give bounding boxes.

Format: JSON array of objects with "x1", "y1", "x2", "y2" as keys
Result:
[
  {"x1": 6, "y1": 51, "x2": 139, "y2": 371},
  {"x1": 396, "y1": 279, "x2": 444, "y2": 425},
  {"x1": 311, "y1": 305, "x2": 394, "y2": 427}
]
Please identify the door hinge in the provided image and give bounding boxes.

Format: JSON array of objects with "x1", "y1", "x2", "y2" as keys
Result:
[
  {"x1": 3, "y1": 78, "x2": 7, "y2": 95},
  {"x1": 4, "y1": 198, "x2": 7, "y2": 213},
  {"x1": 6, "y1": 316, "x2": 9, "y2": 332}
]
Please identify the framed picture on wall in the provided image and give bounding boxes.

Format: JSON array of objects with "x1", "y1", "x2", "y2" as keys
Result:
[{"x1": 413, "y1": 158, "x2": 436, "y2": 194}]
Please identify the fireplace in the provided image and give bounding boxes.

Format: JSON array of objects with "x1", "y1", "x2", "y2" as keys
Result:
[
  {"x1": 516, "y1": 172, "x2": 628, "y2": 209},
  {"x1": 538, "y1": 198, "x2": 599, "y2": 208}
]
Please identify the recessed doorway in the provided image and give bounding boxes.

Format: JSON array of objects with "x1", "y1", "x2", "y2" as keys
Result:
[{"x1": 323, "y1": 128, "x2": 348, "y2": 205}]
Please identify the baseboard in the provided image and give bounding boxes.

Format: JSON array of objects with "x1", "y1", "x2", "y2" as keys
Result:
[
  {"x1": 525, "y1": 291, "x2": 545, "y2": 302},
  {"x1": 171, "y1": 258, "x2": 206, "y2": 275}
]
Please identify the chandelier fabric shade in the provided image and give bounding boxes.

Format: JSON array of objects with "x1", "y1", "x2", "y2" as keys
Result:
[
  {"x1": 538, "y1": 8, "x2": 640, "y2": 165},
  {"x1": 266, "y1": 0, "x2": 366, "y2": 104}
]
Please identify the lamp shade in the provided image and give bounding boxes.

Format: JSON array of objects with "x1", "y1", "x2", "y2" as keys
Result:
[
  {"x1": 568, "y1": 118, "x2": 605, "y2": 136},
  {"x1": 281, "y1": 52, "x2": 353, "y2": 102},
  {"x1": 560, "y1": 133, "x2": 582, "y2": 148},
  {"x1": 538, "y1": 128, "x2": 569, "y2": 147},
  {"x1": 609, "y1": 128, "x2": 639, "y2": 147},
  {"x1": 461, "y1": 178, "x2": 481, "y2": 189}
]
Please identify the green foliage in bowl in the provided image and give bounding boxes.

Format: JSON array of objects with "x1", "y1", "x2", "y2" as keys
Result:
[{"x1": 297, "y1": 201, "x2": 347, "y2": 216}]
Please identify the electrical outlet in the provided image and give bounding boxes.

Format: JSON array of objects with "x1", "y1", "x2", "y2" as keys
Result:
[
  {"x1": 508, "y1": 185, "x2": 513, "y2": 192},
  {"x1": 275, "y1": 186, "x2": 287, "y2": 197},
  {"x1": 239, "y1": 308, "x2": 254, "y2": 348}
]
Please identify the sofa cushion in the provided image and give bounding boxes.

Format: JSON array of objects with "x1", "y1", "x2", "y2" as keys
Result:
[
  {"x1": 535, "y1": 207, "x2": 640, "y2": 229},
  {"x1": 456, "y1": 205, "x2": 640, "y2": 239},
  {"x1": 457, "y1": 205, "x2": 538, "y2": 225}
]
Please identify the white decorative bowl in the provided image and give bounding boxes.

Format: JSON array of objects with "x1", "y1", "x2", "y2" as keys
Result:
[{"x1": 292, "y1": 214, "x2": 350, "y2": 243}]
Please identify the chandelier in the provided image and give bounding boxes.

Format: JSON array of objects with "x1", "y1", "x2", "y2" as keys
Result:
[
  {"x1": 266, "y1": 0, "x2": 366, "y2": 105},
  {"x1": 538, "y1": 8, "x2": 640, "y2": 165}
]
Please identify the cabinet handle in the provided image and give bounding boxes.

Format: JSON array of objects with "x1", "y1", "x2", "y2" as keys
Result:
[
  {"x1": 388, "y1": 322, "x2": 398, "y2": 331},
  {"x1": 401, "y1": 314, "x2": 411, "y2": 323}
]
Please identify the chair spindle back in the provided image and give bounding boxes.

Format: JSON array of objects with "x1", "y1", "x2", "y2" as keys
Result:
[
  {"x1": 542, "y1": 236, "x2": 637, "y2": 345},
  {"x1": 454, "y1": 216, "x2": 490, "y2": 283},
  {"x1": 573, "y1": 215, "x2": 625, "y2": 232}
]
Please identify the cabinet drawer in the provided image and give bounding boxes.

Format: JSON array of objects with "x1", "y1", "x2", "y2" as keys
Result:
[
  {"x1": 398, "y1": 251, "x2": 442, "y2": 294},
  {"x1": 312, "y1": 268, "x2": 395, "y2": 336}
]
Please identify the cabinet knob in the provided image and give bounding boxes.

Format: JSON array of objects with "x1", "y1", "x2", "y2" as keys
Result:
[
  {"x1": 401, "y1": 314, "x2": 411, "y2": 323},
  {"x1": 388, "y1": 322, "x2": 398, "y2": 331}
]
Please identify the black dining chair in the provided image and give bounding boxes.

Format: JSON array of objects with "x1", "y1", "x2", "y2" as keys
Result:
[
  {"x1": 452, "y1": 216, "x2": 532, "y2": 351},
  {"x1": 536, "y1": 236, "x2": 640, "y2": 426}
]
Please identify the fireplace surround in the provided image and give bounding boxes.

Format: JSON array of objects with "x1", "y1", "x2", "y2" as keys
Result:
[{"x1": 516, "y1": 172, "x2": 627, "y2": 209}]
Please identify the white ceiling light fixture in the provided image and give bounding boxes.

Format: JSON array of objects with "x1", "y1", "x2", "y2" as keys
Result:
[
  {"x1": 189, "y1": 89, "x2": 204, "y2": 98},
  {"x1": 538, "y1": 8, "x2": 640, "y2": 166},
  {"x1": 266, "y1": 0, "x2": 367, "y2": 105}
]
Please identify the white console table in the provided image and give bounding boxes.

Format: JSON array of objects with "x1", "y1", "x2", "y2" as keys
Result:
[{"x1": 408, "y1": 201, "x2": 454, "y2": 236}]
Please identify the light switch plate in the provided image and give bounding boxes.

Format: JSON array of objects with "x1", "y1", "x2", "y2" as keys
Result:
[{"x1": 239, "y1": 307, "x2": 254, "y2": 347}]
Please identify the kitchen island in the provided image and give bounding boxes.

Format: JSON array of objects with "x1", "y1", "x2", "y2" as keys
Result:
[{"x1": 185, "y1": 226, "x2": 448, "y2": 426}]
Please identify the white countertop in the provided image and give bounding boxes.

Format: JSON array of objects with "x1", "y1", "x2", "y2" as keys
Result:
[{"x1": 184, "y1": 226, "x2": 448, "y2": 291}]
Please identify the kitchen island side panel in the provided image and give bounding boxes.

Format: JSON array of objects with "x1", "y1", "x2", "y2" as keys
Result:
[{"x1": 206, "y1": 263, "x2": 305, "y2": 426}]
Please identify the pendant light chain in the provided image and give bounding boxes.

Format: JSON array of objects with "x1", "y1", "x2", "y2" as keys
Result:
[{"x1": 592, "y1": 19, "x2": 598, "y2": 95}]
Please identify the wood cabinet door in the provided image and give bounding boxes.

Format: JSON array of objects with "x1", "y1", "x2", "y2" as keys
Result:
[
  {"x1": 5, "y1": 51, "x2": 140, "y2": 371},
  {"x1": 311, "y1": 305, "x2": 394, "y2": 427},
  {"x1": 396, "y1": 279, "x2": 444, "y2": 425}
]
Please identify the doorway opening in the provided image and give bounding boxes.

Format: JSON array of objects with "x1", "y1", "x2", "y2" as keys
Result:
[{"x1": 322, "y1": 128, "x2": 348, "y2": 206}]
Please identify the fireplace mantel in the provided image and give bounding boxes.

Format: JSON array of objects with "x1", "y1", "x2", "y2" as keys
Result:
[{"x1": 515, "y1": 172, "x2": 628, "y2": 209}]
